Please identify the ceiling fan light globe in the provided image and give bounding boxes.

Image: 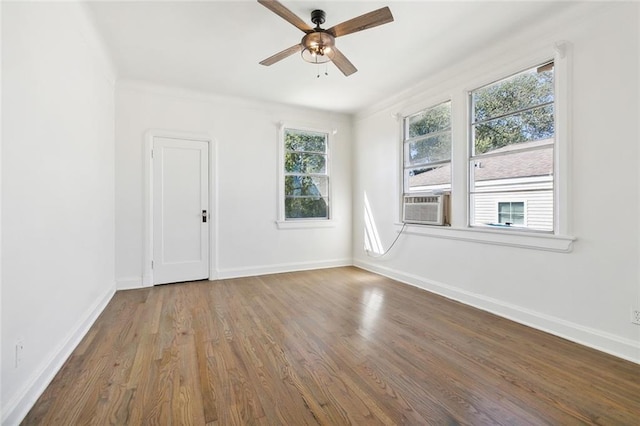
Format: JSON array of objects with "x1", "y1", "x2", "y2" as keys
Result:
[
  {"x1": 302, "y1": 48, "x2": 332, "y2": 64},
  {"x1": 301, "y1": 32, "x2": 335, "y2": 64}
]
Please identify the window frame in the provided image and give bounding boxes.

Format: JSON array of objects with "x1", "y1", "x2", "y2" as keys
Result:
[
  {"x1": 395, "y1": 42, "x2": 574, "y2": 252},
  {"x1": 468, "y1": 60, "x2": 556, "y2": 233},
  {"x1": 402, "y1": 100, "x2": 452, "y2": 195},
  {"x1": 277, "y1": 123, "x2": 334, "y2": 228}
]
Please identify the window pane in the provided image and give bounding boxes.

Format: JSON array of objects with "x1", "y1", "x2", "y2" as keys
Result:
[
  {"x1": 284, "y1": 130, "x2": 327, "y2": 153},
  {"x1": 470, "y1": 61, "x2": 555, "y2": 232},
  {"x1": 285, "y1": 153, "x2": 326, "y2": 174},
  {"x1": 471, "y1": 144, "x2": 553, "y2": 184},
  {"x1": 473, "y1": 104, "x2": 554, "y2": 155},
  {"x1": 470, "y1": 145, "x2": 553, "y2": 231},
  {"x1": 285, "y1": 197, "x2": 328, "y2": 219},
  {"x1": 473, "y1": 65, "x2": 553, "y2": 123},
  {"x1": 407, "y1": 164, "x2": 451, "y2": 192},
  {"x1": 406, "y1": 131, "x2": 451, "y2": 166},
  {"x1": 407, "y1": 102, "x2": 451, "y2": 138},
  {"x1": 512, "y1": 202, "x2": 524, "y2": 215},
  {"x1": 403, "y1": 101, "x2": 452, "y2": 196},
  {"x1": 473, "y1": 193, "x2": 552, "y2": 230},
  {"x1": 285, "y1": 176, "x2": 328, "y2": 197}
]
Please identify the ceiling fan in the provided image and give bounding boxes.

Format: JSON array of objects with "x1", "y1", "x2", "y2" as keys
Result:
[{"x1": 257, "y1": 0, "x2": 394, "y2": 76}]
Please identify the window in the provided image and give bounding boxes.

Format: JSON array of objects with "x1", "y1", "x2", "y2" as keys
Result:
[
  {"x1": 497, "y1": 201, "x2": 525, "y2": 226},
  {"x1": 403, "y1": 101, "x2": 451, "y2": 194},
  {"x1": 469, "y1": 61, "x2": 554, "y2": 232},
  {"x1": 395, "y1": 45, "x2": 572, "y2": 251},
  {"x1": 283, "y1": 128, "x2": 329, "y2": 220}
]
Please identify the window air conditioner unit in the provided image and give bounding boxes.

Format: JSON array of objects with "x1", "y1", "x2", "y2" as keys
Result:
[{"x1": 402, "y1": 193, "x2": 448, "y2": 226}]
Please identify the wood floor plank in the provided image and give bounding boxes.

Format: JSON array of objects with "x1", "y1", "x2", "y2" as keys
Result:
[{"x1": 21, "y1": 267, "x2": 640, "y2": 425}]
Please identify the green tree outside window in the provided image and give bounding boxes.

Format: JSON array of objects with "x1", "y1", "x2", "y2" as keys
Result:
[{"x1": 284, "y1": 129, "x2": 329, "y2": 219}]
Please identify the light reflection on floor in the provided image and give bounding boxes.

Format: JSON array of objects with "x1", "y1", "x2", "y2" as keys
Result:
[{"x1": 360, "y1": 288, "x2": 384, "y2": 339}]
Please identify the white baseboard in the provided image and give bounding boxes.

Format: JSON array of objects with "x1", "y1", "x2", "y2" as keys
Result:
[
  {"x1": 116, "y1": 276, "x2": 144, "y2": 290},
  {"x1": 354, "y1": 259, "x2": 640, "y2": 364},
  {"x1": 217, "y1": 258, "x2": 353, "y2": 280},
  {"x1": 117, "y1": 259, "x2": 353, "y2": 289},
  {"x1": 1, "y1": 286, "x2": 115, "y2": 426}
]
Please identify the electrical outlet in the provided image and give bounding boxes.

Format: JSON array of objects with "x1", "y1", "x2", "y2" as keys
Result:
[
  {"x1": 632, "y1": 310, "x2": 640, "y2": 325},
  {"x1": 15, "y1": 340, "x2": 24, "y2": 368}
]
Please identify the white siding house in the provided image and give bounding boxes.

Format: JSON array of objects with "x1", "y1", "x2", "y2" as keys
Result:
[{"x1": 411, "y1": 139, "x2": 553, "y2": 230}]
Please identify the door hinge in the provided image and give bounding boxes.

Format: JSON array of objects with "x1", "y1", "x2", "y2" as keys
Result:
[
  {"x1": 151, "y1": 260, "x2": 154, "y2": 269},
  {"x1": 151, "y1": 149, "x2": 154, "y2": 159}
]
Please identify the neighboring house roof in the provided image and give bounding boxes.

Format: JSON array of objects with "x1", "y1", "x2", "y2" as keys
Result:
[
  {"x1": 410, "y1": 139, "x2": 553, "y2": 186},
  {"x1": 410, "y1": 163, "x2": 451, "y2": 186}
]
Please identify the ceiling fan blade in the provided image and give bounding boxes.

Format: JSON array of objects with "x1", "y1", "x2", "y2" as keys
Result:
[
  {"x1": 327, "y1": 7, "x2": 394, "y2": 38},
  {"x1": 330, "y1": 46, "x2": 357, "y2": 76},
  {"x1": 260, "y1": 44, "x2": 302, "y2": 66},
  {"x1": 257, "y1": 0, "x2": 313, "y2": 33}
]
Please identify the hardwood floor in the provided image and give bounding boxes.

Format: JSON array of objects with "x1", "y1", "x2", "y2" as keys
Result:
[{"x1": 23, "y1": 267, "x2": 640, "y2": 425}]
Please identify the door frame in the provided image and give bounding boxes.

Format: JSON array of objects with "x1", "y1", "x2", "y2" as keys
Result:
[{"x1": 143, "y1": 129, "x2": 218, "y2": 286}]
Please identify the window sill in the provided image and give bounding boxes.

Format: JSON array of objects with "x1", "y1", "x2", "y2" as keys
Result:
[
  {"x1": 276, "y1": 220, "x2": 337, "y2": 230},
  {"x1": 395, "y1": 223, "x2": 575, "y2": 253}
]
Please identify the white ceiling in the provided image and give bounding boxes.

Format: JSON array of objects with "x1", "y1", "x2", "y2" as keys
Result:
[{"x1": 86, "y1": 0, "x2": 576, "y2": 114}]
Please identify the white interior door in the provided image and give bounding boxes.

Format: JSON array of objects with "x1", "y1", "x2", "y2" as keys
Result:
[{"x1": 153, "y1": 137, "x2": 209, "y2": 284}]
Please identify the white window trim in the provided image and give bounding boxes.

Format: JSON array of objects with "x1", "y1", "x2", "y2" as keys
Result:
[
  {"x1": 552, "y1": 41, "x2": 572, "y2": 237},
  {"x1": 276, "y1": 122, "x2": 335, "y2": 229},
  {"x1": 395, "y1": 41, "x2": 575, "y2": 252},
  {"x1": 394, "y1": 222, "x2": 574, "y2": 253},
  {"x1": 276, "y1": 219, "x2": 337, "y2": 229}
]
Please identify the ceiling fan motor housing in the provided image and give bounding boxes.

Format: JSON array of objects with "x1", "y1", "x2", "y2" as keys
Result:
[{"x1": 310, "y1": 9, "x2": 326, "y2": 27}]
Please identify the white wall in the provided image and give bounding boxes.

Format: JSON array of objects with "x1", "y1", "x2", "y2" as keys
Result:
[
  {"x1": 353, "y1": 3, "x2": 640, "y2": 362},
  {"x1": 115, "y1": 82, "x2": 352, "y2": 288},
  {"x1": 1, "y1": 3, "x2": 116, "y2": 424}
]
